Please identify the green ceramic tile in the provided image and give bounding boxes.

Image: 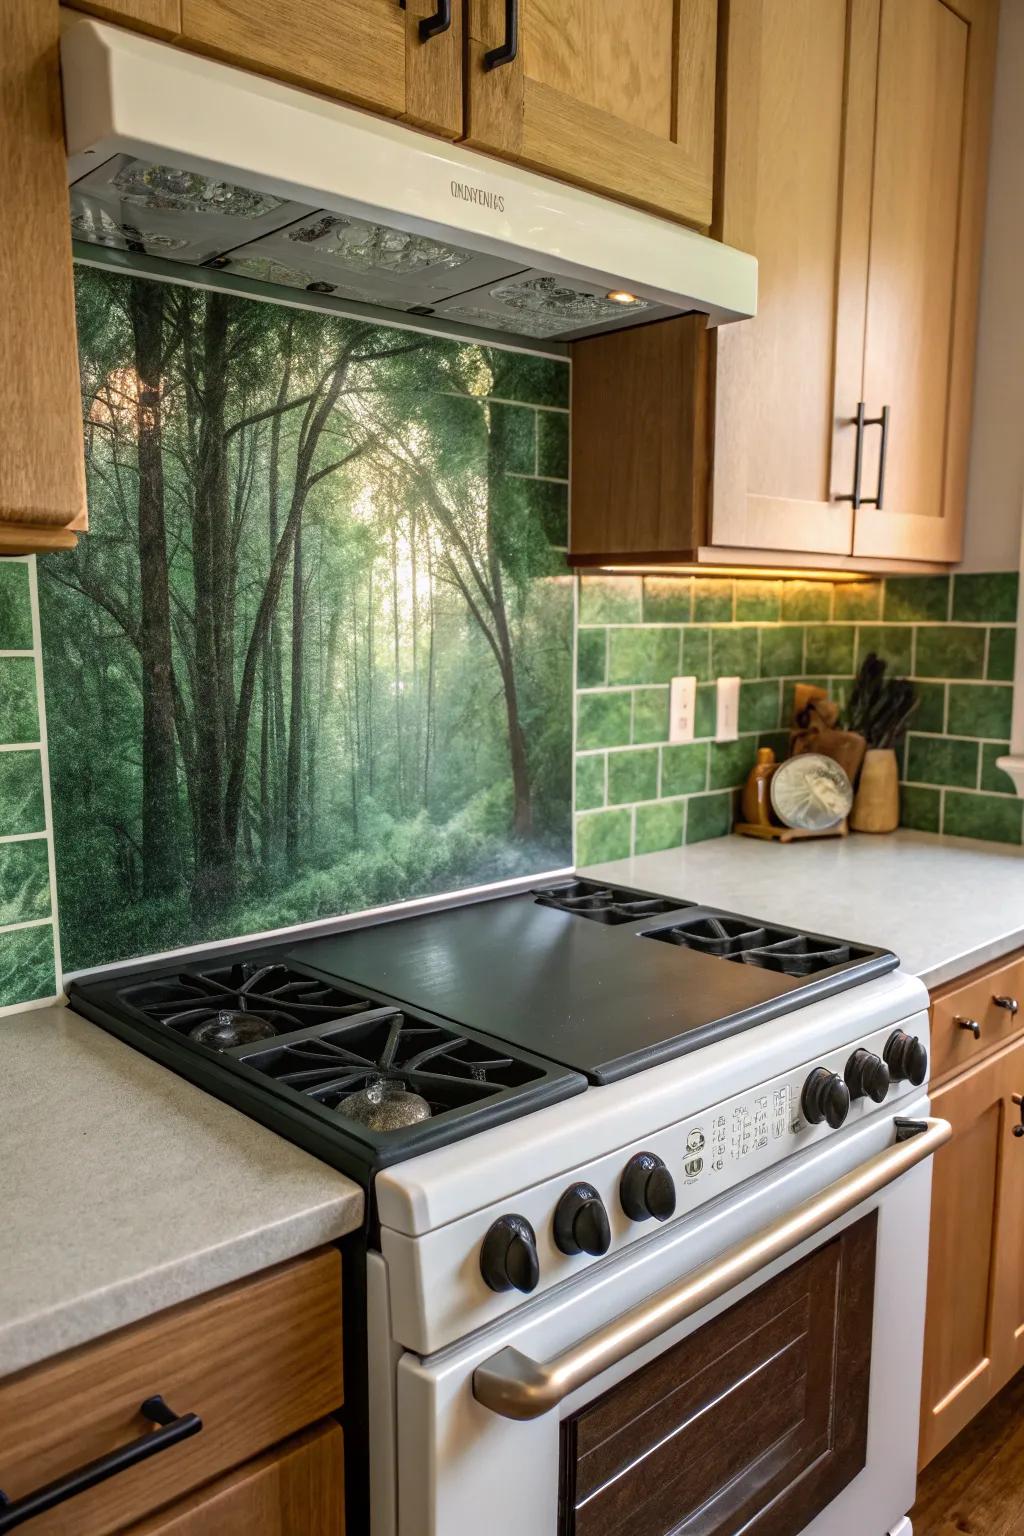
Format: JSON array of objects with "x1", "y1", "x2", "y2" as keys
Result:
[
  {"x1": 913, "y1": 681, "x2": 946, "y2": 734},
  {"x1": 0, "y1": 658, "x2": 39, "y2": 743},
  {"x1": 947, "y1": 683, "x2": 1013, "y2": 740},
  {"x1": 953, "y1": 572, "x2": 1019, "y2": 623},
  {"x1": 577, "y1": 691, "x2": 631, "y2": 749},
  {"x1": 711, "y1": 626, "x2": 758, "y2": 679},
  {"x1": 980, "y1": 742, "x2": 1014, "y2": 795},
  {"x1": 709, "y1": 737, "x2": 757, "y2": 790},
  {"x1": 643, "y1": 577, "x2": 692, "y2": 623},
  {"x1": 579, "y1": 576, "x2": 642, "y2": 625},
  {"x1": 899, "y1": 785, "x2": 941, "y2": 833},
  {"x1": 781, "y1": 581, "x2": 832, "y2": 621},
  {"x1": 695, "y1": 684, "x2": 717, "y2": 737},
  {"x1": 0, "y1": 563, "x2": 33, "y2": 650},
  {"x1": 608, "y1": 748, "x2": 658, "y2": 805},
  {"x1": 987, "y1": 628, "x2": 1016, "y2": 682},
  {"x1": 805, "y1": 625, "x2": 854, "y2": 675},
  {"x1": 833, "y1": 581, "x2": 882, "y2": 622},
  {"x1": 681, "y1": 626, "x2": 711, "y2": 682},
  {"x1": 757, "y1": 730, "x2": 790, "y2": 761},
  {"x1": 490, "y1": 402, "x2": 536, "y2": 474},
  {"x1": 905, "y1": 736, "x2": 979, "y2": 789},
  {"x1": 856, "y1": 626, "x2": 913, "y2": 676},
  {"x1": 0, "y1": 750, "x2": 45, "y2": 836},
  {"x1": 632, "y1": 687, "x2": 669, "y2": 744},
  {"x1": 536, "y1": 411, "x2": 569, "y2": 478},
  {"x1": 575, "y1": 753, "x2": 605, "y2": 811},
  {"x1": 739, "y1": 679, "x2": 781, "y2": 733},
  {"x1": 608, "y1": 627, "x2": 680, "y2": 685},
  {"x1": 0, "y1": 839, "x2": 51, "y2": 925},
  {"x1": 884, "y1": 576, "x2": 950, "y2": 623},
  {"x1": 576, "y1": 628, "x2": 606, "y2": 688},
  {"x1": 489, "y1": 352, "x2": 569, "y2": 408},
  {"x1": 0, "y1": 923, "x2": 56, "y2": 1008},
  {"x1": 635, "y1": 799, "x2": 685, "y2": 855},
  {"x1": 529, "y1": 479, "x2": 568, "y2": 545},
  {"x1": 692, "y1": 578, "x2": 733, "y2": 622},
  {"x1": 576, "y1": 807, "x2": 632, "y2": 864},
  {"x1": 760, "y1": 627, "x2": 804, "y2": 678},
  {"x1": 661, "y1": 741, "x2": 708, "y2": 796},
  {"x1": 914, "y1": 627, "x2": 986, "y2": 680},
  {"x1": 686, "y1": 791, "x2": 733, "y2": 844},
  {"x1": 943, "y1": 791, "x2": 1023, "y2": 845},
  {"x1": 734, "y1": 580, "x2": 781, "y2": 622}
]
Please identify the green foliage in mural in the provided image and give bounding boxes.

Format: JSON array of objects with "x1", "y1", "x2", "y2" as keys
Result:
[{"x1": 41, "y1": 270, "x2": 572, "y2": 971}]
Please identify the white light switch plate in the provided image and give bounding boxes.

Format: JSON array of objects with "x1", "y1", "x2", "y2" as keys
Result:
[
  {"x1": 715, "y1": 676, "x2": 740, "y2": 741},
  {"x1": 668, "y1": 676, "x2": 697, "y2": 744}
]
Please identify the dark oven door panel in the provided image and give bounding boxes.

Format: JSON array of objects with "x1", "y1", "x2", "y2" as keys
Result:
[{"x1": 558, "y1": 1213, "x2": 877, "y2": 1536}]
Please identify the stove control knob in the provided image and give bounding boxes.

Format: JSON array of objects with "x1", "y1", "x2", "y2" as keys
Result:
[
  {"x1": 883, "y1": 1030, "x2": 928, "y2": 1087},
  {"x1": 801, "y1": 1067, "x2": 850, "y2": 1129},
  {"x1": 620, "y1": 1152, "x2": 676, "y2": 1223},
  {"x1": 480, "y1": 1214, "x2": 540, "y2": 1294},
  {"x1": 554, "y1": 1182, "x2": 611, "y2": 1257},
  {"x1": 844, "y1": 1048, "x2": 891, "y2": 1104}
]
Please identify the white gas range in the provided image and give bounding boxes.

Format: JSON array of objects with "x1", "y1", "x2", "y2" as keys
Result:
[{"x1": 70, "y1": 877, "x2": 946, "y2": 1536}]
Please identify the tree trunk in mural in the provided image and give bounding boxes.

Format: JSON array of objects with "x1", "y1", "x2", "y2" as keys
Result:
[
  {"x1": 42, "y1": 268, "x2": 572, "y2": 973},
  {"x1": 129, "y1": 279, "x2": 181, "y2": 895}
]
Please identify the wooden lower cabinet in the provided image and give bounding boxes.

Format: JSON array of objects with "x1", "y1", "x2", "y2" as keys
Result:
[
  {"x1": 124, "y1": 1422, "x2": 344, "y2": 1535},
  {"x1": 0, "y1": 1250, "x2": 343, "y2": 1536},
  {"x1": 919, "y1": 1031, "x2": 1024, "y2": 1468},
  {"x1": 559, "y1": 1215, "x2": 876, "y2": 1535}
]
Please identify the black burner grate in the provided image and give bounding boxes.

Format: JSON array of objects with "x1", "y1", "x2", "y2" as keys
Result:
[
  {"x1": 645, "y1": 914, "x2": 854, "y2": 976},
  {"x1": 121, "y1": 960, "x2": 376, "y2": 1038},
  {"x1": 534, "y1": 878, "x2": 688, "y2": 925},
  {"x1": 239, "y1": 1010, "x2": 541, "y2": 1117}
]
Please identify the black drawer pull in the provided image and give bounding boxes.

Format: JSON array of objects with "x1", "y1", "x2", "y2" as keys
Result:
[
  {"x1": 397, "y1": 0, "x2": 452, "y2": 42},
  {"x1": 837, "y1": 401, "x2": 890, "y2": 510},
  {"x1": 485, "y1": 0, "x2": 519, "y2": 68},
  {"x1": 0, "y1": 1396, "x2": 201, "y2": 1533}
]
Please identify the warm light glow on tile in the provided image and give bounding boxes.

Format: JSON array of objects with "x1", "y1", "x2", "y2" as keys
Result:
[
  {"x1": 605, "y1": 290, "x2": 640, "y2": 305},
  {"x1": 595, "y1": 563, "x2": 867, "y2": 583}
]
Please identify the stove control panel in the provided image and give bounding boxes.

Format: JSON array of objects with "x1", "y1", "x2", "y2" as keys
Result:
[{"x1": 382, "y1": 1018, "x2": 930, "y2": 1355}]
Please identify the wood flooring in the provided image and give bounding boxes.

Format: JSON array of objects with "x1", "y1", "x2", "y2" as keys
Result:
[{"x1": 912, "y1": 1366, "x2": 1024, "y2": 1535}]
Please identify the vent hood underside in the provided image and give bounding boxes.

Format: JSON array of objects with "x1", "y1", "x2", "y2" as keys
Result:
[{"x1": 61, "y1": 18, "x2": 757, "y2": 345}]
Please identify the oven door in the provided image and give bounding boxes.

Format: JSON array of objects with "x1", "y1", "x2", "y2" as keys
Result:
[{"x1": 393, "y1": 1099, "x2": 945, "y2": 1536}]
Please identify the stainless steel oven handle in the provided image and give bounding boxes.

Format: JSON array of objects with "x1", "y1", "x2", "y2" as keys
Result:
[{"x1": 473, "y1": 1116, "x2": 951, "y2": 1421}]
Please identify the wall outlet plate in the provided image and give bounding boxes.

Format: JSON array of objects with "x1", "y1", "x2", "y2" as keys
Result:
[
  {"x1": 715, "y1": 676, "x2": 740, "y2": 741},
  {"x1": 668, "y1": 676, "x2": 697, "y2": 744}
]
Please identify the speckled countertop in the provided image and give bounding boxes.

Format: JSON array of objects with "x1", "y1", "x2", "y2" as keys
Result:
[
  {"x1": 0, "y1": 1005, "x2": 363, "y2": 1379},
  {"x1": 584, "y1": 828, "x2": 1024, "y2": 990}
]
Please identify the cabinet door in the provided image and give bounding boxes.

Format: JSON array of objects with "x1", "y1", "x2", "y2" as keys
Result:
[
  {"x1": 710, "y1": 0, "x2": 868, "y2": 555},
  {"x1": 919, "y1": 1037, "x2": 1024, "y2": 1467},
  {"x1": 66, "y1": 0, "x2": 181, "y2": 39},
  {"x1": 1, "y1": 0, "x2": 87, "y2": 553},
  {"x1": 465, "y1": 0, "x2": 716, "y2": 226},
  {"x1": 852, "y1": 0, "x2": 997, "y2": 562},
  {"x1": 124, "y1": 1422, "x2": 344, "y2": 1536},
  {"x1": 180, "y1": 0, "x2": 462, "y2": 137}
]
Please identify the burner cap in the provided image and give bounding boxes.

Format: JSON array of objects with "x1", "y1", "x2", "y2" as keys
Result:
[
  {"x1": 339, "y1": 1080, "x2": 432, "y2": 1133},
  {"x1": 189, "y1": 1009, "x2": 279, "y2": 1050}
]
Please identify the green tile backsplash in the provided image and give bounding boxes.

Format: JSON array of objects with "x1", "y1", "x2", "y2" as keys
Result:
[
  {"x1": 575, "y1": 570, "x2": 1023, "y2": 855},
  {"x1": 0, "y1": 557, "x2": 59, "y2": 1012}
]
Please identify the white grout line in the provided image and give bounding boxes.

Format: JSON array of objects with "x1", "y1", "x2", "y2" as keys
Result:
[
  {"x1": 0, "y1": 915, "x2": 53, "y2": 936},
  {"x1": 0, "y1": 742, "x2": 42, "y2": 753},
  {"x1": 27, "y1": 557, "x2": 63, "y2": 995},
  {"x1": 0, "y1": 831, "x2": 48, "y2": 845},
  {"x1": 0, "y1": 649, "x2": 34, "y2": 659}
]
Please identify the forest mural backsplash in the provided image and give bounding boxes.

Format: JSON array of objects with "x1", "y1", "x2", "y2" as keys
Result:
[{"x1": 37, "y1": 268, "x2": 573, "y2": 976}]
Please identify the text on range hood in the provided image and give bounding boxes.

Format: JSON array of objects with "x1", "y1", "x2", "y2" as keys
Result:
[{"x1": 60, "y1": 18, "x2": 757, "y2": 343}]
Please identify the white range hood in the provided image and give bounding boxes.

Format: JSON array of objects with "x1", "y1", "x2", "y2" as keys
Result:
[{"x1": 60, "y1": 17, "x2": 756, "y2": 344}]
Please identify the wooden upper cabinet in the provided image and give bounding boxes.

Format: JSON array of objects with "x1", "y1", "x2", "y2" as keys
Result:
[
  {"x1": 464, "y1": 0, "x2": 717, "y2": 226},
  {"x1": 178, "y1": 0, "x2": 463, "y2": 137},
  {"x1": 67, "y1": 0, "x2": 182, "y2": 39},
  {"x1": 711, "y1": 0, "x2": 858, "y2": 556},
  {"x1": 1, "y1": 0, "x2": 87, "y2": 554},
  {"x1": 852, "y1": 0, "x2": 996, "y2": 562},
  {"x1": 711, "y1": 0, "x2": 996, "y2": 566}
]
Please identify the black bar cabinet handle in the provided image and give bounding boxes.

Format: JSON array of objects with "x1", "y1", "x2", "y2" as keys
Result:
[
  {"x1": 862, "y1": 403, "x2": 890, "y2": 510},
  {"x1": 418, "y1": 0, "x2": 451, "y2": 41},
  {"x1": 837, "y1": 400, "x2": 867, "y2": 508},
  {"x1": 837, "y1": 401, "x2": 889, "y2": 510},
  {"x1": 0, "y1": 1397, "x2": 201, "y2": 1533},
  {"x1": 485, "y1": 0, "x2": 519, "y2": 68}
]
